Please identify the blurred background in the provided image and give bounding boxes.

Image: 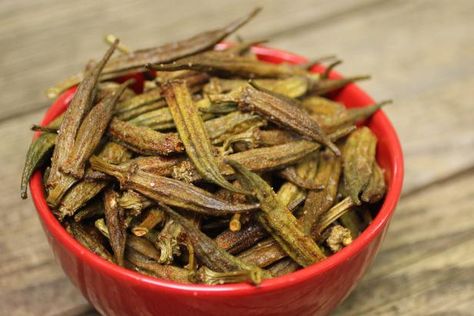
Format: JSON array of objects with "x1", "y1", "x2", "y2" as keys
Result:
[{"x1": 0, "y1": 0, "x2": 473, "y2": 315}]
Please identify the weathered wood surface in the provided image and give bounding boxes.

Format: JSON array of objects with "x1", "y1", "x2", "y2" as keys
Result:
[
  {"x1": 334, "y1": 169, "x2": 474, "y2": 315},
  {"x1": 0, "y1": 0, "x2": 473, "y2": 315}
]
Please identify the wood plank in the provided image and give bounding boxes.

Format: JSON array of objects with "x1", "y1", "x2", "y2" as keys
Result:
[
  {"x1": 1, "y1": 0, "x2": 473, "y2": 314},
  {"x1": 271, "y1": 0, "x2": 474, "y2": 193},
  {"x1": 0, "y1": 111, "x2": 91, "y2": 315},
  {"x1": 2, "y1": 72, "x2": 472, "y2": 315},
  {"x1": 334, "y1": 169, "x2": 474, "y2": 315},
  {"x1": 0, "y1": 0, "x2": 380, "y2": 121}
]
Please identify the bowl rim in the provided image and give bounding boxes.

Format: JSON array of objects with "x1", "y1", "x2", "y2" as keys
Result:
[{"x1": 30, "y1": 45, "x2": 404, "y2": 296}]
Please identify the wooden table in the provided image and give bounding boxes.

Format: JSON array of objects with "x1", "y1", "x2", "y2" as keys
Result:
[{"x1": 1, "y1": 1, "x2": 473, "y2": 315}]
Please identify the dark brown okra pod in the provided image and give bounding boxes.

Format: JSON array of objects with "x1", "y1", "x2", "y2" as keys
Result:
[
  {"x1": 103, "y1": 189, "x2": 127, "y2": 266},
  {"x1": 214, "y1": 220, "x2": 267, "y2": 255},
  {"x1": 151, "y1": 50, "x2": 309, "y2": 79},
  {"x1": 57, "y1": 142, "x2": 131, "y2": 219},
  {"x1": 61, "y1": 79, "x2": 134, "y2": 179},
  {"x1": 89, "y1": 156, "x2": 259, "y2": 216},
  {"x1": 96, "y1": 218, "x2": 163, "y2": 262},
  {"x1": 126, "y1": 249, "x2": 191, "y2": 283},
  {"x1": 301, "y1": 150, "x2": 342, "y2": 234},
  {"x1": 237, "y1": 84, "x2": 341, "y2": 156},
  {"x1": 47, "y1": 41, "x2": 118, "y2": 192},
  {"x1": 268, "y1": 258, "x2": 300, "y2": 277},
  {"x1": 108, "y1": 118, "x2": 184, "y2": 155},
  {"x1": 117, "y1": 190, "x2": 154, "y2": 215},
  {"x1": 163, "y1": 204, "x2": 267, "y2": 280},
  {"x1": 104, "y1": 8, "x2": 261, "y2": 75},
  {"x1": 66, "y1": 221, "x2": 113, "y2": 262}
]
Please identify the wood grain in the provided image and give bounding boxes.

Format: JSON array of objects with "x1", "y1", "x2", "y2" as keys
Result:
[
  {"x1": 272, "y1": 0, "x2": 474, "y2": 193},
  {"x1": 334, "y1": 170, "x2": 474, "y2": 315},
  {"x1": 0, "y1": 0, "x2": 473, "y2": 315},
  {"x1": 0, "y1": 0, "x2": 379, "y2": 122}
]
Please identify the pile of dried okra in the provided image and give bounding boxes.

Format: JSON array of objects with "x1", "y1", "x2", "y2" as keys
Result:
[{"x1": 21, "y1": 8, "x2": 389, "y2": 285}]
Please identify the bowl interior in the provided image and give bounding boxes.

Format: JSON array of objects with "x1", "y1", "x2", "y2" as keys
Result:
[{"x1": 30, "y1": 45, "x2": 403, "y2": 295}]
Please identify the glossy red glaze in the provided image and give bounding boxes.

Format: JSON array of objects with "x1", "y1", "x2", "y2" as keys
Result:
[{"x1": 30, "y1": 46, "x2": 403, "y2": 316}]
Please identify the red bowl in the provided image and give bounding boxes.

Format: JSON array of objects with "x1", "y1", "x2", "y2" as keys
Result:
[{"x1": 30, "y1": 46, "x2": 403, "y2": 316}]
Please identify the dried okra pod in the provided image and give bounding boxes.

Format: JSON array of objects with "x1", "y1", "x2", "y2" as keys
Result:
[
  {"x1": 47, "y1": 41, "x2": 118, "y2": 193},
  {"x1": 237, "y1": 84, "x2": 340, "y2": 155},
  {"x1": 163, "y1": 80, "x2": 247, "y2": 194},
  {"x1": 103, "y1": 189, "x2": 127, "y2": 266},
  {"x1": 23, "y1": 7, "x2": 390, "y2": 285},
  {"x1": 226, "y1": 159, "x2": 326, "y2": 267},
  {"x1": 342, "y1": 126, "x2": 378, "y2": 205},
  {"x1": 89, "y1": 156, "x2": 259, "y2": 216}
]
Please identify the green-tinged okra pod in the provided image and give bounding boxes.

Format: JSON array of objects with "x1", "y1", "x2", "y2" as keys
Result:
[
  {"x1": 20, "y1": 133, "x2": 57, "y2": 199},
  {"x1": 226, "y1": 159, "x2": 326, "y2": 267},
  {"x1": 342, "y1": 126, "x2": 378, "y2": 205},
  {"x1": 339, "y1": 210, "x2": 363, "y2": 239},
  {"x1": 163, "y1": 80, "x2": 248, "y2": 194},
  {"x1": 205, "y1": 76, "x2": 310, "y2": 98},
  {"x1": 235, "y1": 158, "x2": 319, "y2": 267}
]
